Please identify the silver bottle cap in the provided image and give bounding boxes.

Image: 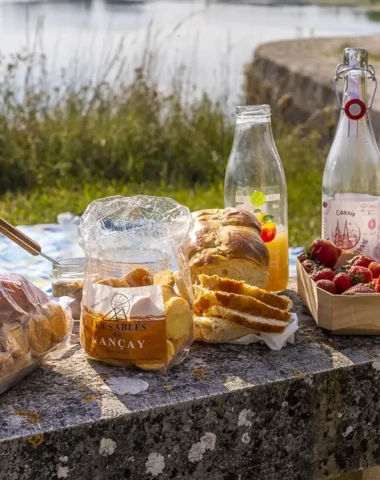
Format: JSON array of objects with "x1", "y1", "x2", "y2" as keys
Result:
[{"x1": 343, "y1": 48, "x2": 368, "y2": 68}]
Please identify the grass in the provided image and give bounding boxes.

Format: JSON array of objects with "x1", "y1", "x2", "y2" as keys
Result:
[
  {"x1": 0, "y1": 27, "x2": 327, "y2": 248},
  {"x1": 0, "y1": 182, "x2": 225, "y2": 224},
  {"x1": 0, "y1": 126, "x2": 325, "y2": 247}
]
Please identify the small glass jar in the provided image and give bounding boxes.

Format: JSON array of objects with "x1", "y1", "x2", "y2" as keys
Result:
[{"x1": 50, "y1": 258, "x2": 85, "y2": 320}]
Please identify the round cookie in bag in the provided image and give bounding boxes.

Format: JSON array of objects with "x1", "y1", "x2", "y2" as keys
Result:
[
  {"x1": 29, "y1": 314, "x2": 53, "y2": 355},
  {"x1": 165, "y1": 296, "x2": 193, "y2": 341},
  {"x1": 154, "y1": 270, "x2": 175, "y2": 288},
  {"x1": 45, "y1": 303, "x2": 69, "y2": 344},
  {"x1": 162, "y1": 285, "x2": 178, "y2": 303},
  {"x1": 137, "y1": 339, "x2": 175, "y2": 371},
  {"x1": 124, "y1": 268, "x2": 153, "y2": 287},
  {"x1": 0, "y1": 352, "x2": 13, "y2": 377},
  {"x1": 1, "y1": 324, "x2": 30, "y2": 358}
]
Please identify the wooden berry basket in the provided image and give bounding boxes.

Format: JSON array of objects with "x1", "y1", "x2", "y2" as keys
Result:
[{"x1": 296, "y1": 253, "x2": 380, "y2": 335}]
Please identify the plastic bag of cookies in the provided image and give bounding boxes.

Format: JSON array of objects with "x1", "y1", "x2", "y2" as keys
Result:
[
  {"x1": 78, "y1": 195, "x2": 194, "y2": 371},
  {"x1": 0, "y1": 274, "x2": 73, "y2": 395}
]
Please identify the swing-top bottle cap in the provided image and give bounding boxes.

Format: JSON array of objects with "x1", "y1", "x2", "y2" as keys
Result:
[
  {"x1": 334, "y1": 48, "x2": 377, "y2": 113},
  {"x1": 343, "y1": 48, "x2": 368, "y2": 68}
]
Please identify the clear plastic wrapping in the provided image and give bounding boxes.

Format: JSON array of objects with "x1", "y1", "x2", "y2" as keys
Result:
[
  {"x1": 0, "y1": 274, "x2": 73, "y2": 395},
  {"x1": 78, "y1": 195, "x2": 194, "y2": 371}
]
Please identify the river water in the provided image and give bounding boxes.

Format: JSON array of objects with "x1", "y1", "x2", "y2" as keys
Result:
[{"x1": 0, "y1": 0, "x2": 379, "y2": 102}]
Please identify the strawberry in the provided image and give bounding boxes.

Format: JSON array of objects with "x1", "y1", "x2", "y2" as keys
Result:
[
  {"x1": 302, "y1": 259, "x2": 318, "y2": 274},
  {"x1": 307, "y1": 239, "x2": 341, "y2": 268},
  {"x1": 334, "y1": 264, "x2": 350, "y2": 274},
  {"x1": 374, "y1": 278, "x2": 380, "y2": 293},
  {"x1": 311, "y1": 268, "x2": 335, "y2": 282},
  {"x1": 333, "y1": 272, "x2": 352, "y2": 294},
  {"x1": 348, "y1": 266, "x2": 373, "y2": 285},
  {"x1": 351, "y1": 255, "x2": 375, "y2": 268},
  {"x1": 368, "y1": 262, "x2": 380, "y2": 279},
  {"x1": 349, "y1": 254, "x2": 375, "y2": 268},
  {"x1": 342, "y1": 283, "x2": 375, "y2": 295},
  {"x1": 316, "y1": 279, "x2": 336, "y2": 294}
]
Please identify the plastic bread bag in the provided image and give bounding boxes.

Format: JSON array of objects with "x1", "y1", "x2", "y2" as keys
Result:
[
  {"x1": 78, "y1": 195, "x2": 194, "y2": 371},
  {"x1": 0, "y1": 274, "x2": 74, "y2": 395}
]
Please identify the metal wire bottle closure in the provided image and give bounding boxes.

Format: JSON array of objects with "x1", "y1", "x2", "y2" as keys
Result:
[
  {"x1": 333, "y1": 48, "x2": 377, "y2": 137},
  {"x1": 333, "y1": 64, "x2": 377, "y2": 110}
]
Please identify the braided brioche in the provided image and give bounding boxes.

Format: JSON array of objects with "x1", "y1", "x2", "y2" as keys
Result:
[{"x1": 189, "y1": 208, "x2": 269, "y2": 287}]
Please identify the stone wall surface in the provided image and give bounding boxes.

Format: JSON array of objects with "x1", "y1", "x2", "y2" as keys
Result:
[
  {"x1": 2, "y1": 281, "x2": 380, "y2": 479},
  {"x1": 247, "y1": 36, "x2": 380, "y2": 139}
]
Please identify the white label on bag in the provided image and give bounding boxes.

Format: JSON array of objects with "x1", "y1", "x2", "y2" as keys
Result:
[
  {"x1": 85, "y1": 282, "x2": 164, "y2": 320},
  {"x1": 81, "y1": 282, "x2": 167, "y2": 363},
  {"x1": 322, "y1": 194, "x2": 380, "y2": 260}
]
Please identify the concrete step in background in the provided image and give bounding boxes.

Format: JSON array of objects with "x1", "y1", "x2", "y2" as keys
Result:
[{"x1": 245, "y1": 36, "x2": 380, "y2": 143}]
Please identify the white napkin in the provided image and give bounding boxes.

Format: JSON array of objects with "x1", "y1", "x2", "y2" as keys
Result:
[{"x1": 229, "y1": 313, "x2": 298, "y2": 351}]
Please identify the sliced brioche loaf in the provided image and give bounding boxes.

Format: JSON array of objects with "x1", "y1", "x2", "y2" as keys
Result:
[
  {"x1": 194, "y1": 316, "x2": 258, "y2": 343},
  {"x1": 191, "y1": 259, "x2": 269, "y2": 289},
  {"x1": 198, "y1": 274, "x2": 292, "y2": 311},
  {"x1": 208, "y1": 305, "x2": 288, "y2": 333},
  {"x1": 194, "y1": 287, "x2": 291, "y2": 322}
]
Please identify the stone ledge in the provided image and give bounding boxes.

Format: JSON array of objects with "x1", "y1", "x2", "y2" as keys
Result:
[
  {"x1": 246, "y1": 36, "x2": 380, "y2": 139},
  {"x1": 2, "y1": 280, "x2": 380, "y2": 479}
]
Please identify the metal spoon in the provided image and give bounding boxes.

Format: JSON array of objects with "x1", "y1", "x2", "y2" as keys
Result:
[{"x1": 0, "y1": 217, "x2": 58, "y2": 265}]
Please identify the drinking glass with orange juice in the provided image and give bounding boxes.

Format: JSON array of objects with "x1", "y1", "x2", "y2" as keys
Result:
[
  {"x1": 263, "y1": 226, "x2": 289, "y2": 292},
  {"x1": 224, "y1": 105, "x2": 289, "y2": 292}
]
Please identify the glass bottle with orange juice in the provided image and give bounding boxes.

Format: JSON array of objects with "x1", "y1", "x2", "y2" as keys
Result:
[{"x1": 224, "y1": 105, "x2": 289, "y2": 292}]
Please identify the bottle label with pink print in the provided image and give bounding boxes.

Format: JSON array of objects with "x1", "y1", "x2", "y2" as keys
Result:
[{"x1": 322, "y1": 194, "x2": 380, "y2": 260}]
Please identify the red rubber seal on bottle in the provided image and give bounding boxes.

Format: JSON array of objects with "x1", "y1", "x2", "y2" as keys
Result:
[{"x1": 344, "y1": 98, "x2": 366, "y2": 120}]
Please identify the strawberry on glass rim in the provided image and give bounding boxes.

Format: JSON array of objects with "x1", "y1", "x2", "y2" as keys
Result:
[{"x1": 255, "y1": 210, "x2": 277, "y2": 243}]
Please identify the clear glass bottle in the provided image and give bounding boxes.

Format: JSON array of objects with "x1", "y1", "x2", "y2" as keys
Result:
[
  {"x1": 50, "y1": 258, "x2": 84, "y2": 321},
  {"x1": 322, "y1": 48, "x2": 380, "y2": 260},
  {"x1": 224, "y1": 105, "x2": 288, "y2": 292}
]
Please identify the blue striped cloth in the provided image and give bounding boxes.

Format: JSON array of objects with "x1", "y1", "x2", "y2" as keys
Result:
[{"x1": 0, "y1": 224, "x2": 303, "y2": 293}]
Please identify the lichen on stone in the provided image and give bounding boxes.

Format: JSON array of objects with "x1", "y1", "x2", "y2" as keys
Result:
[{"x1": 14, "y1": 410, "x2": 40, "y2": 425}]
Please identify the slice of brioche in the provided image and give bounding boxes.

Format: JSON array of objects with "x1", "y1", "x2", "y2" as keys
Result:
[
  {"x1": 194, "y1": 287, "x2": 291, "y2": 322},
  {"x1": 198, "y1": 274, "x2": 292, "y2": 311},
  {"x1": 208, "y1": 305, "x2": 288, "y2": 333},
  {"x1": 194, "y1": 316, "x2": 258, "y2": 343}
]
